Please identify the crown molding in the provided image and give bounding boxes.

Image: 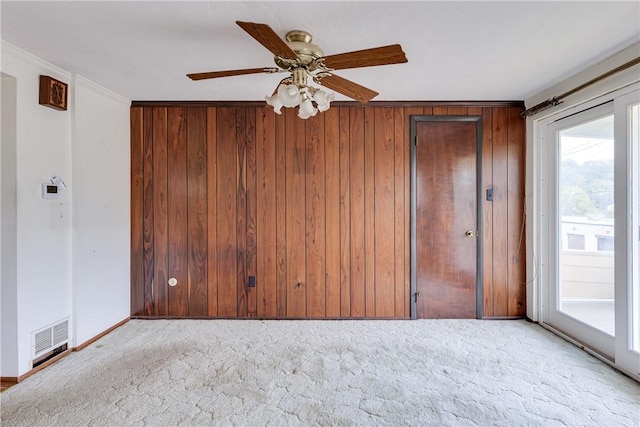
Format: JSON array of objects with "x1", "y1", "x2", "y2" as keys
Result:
[
  {"x1": 1, "y1": 40, "x2": 70, "y2": 80},
  {"x1": 75, "y1": 75, "x2": 130, "y2": 106},
  {"x1": 1, "y1": 41, "x2": 129, "y2": 106}
]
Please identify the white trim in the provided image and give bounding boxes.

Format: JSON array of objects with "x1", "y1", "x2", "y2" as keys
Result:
[
  {"x1": 75, "y1": 74, "x2": 130, "y2": 106},
  {"x1": 0, "y1": 41, "x2": 71, "y2": 81},
  {"x1": 614, "y1": 90, "x2": 640, "y2": 377},
  {"x1": 525, "y1": 117, "x2": 537, "y2": 321}
]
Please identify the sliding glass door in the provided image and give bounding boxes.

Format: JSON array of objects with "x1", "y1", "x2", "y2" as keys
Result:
[
  {"x1": 544, "y1": 88, "x2": 639, "y2": 378},
  {"x1": 548, "y1": 103, "x2": 615, "y2": 357}
]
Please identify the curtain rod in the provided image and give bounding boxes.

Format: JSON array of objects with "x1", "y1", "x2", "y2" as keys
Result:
[{"x1": 521, "y1": 56, "x2": 640, "y2": 118}]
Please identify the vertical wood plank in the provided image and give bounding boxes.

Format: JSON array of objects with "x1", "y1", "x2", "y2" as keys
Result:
[
  {"x1": 187, "y1": 107, "x2": 208, "y2": 316},
  {"x1": 142, "y1": 108, "x2": 155, "y2": 316},
  {"x1": 167, "y1": 107, "x2": 189, "y2": 316},
  {"x1": 492, "y1": 107, "x2": 509, "y2": 317},
  {"x1": 374, "y1": 107, "x2": 396, "y2": 317},
  {"x1": 433, "y1": 106, "x2": 447, "y2": 116},
  {"x1": 393, "y1": 108, "x2": 406, "y2": 318},
  {"x1": 482, "y1": 108, "x2": 495, "y2": 317},
  {"x1": 256, "y1": 107, "x2": 277, "y2": 317},
  {"x1": 275, "y1": 111, "x2": 288, "y2": 317},
  {"x1": 468, "y1": 107, "x2": 483, "y2": 116},
  {"x1": 236, "y1": 108, "x2": 248, "y2": 317},
  {"x1": 350, "y1": 107, "x2": 366, "y2": 317},
  {"x1": 364, "y1": 107, "x2": 376, "y2": 317},
  {"x1": 339, "y1": 107, "x2": 352, "y2": 317},
  {"x1": 130, "y1": 108, "x2": 145, "y2": 316},
  {"x1": 206, "y1": 107, "x2": 218, "y2": 316},
  {"x1": 246, "y1": 108, "x2": 258, "y2": 317},
  {"x1": 286, "y1": 108, "x2": 307, "y2": 317},
  {"x1": 217, "y1": 107, "x2": 238, "y2": 317},
  {"x1": 152, "y1": 107, "x2": 168, "y2": 316},
  {"x1": 325, "y1": 108, "x2": 341, "y2": 317},
  {"x1": 507, "y1": 107, "x2": 526, "y2": 316},
  {"x1": 306, "y1": 114, "x2": 326, "y2": 317}
]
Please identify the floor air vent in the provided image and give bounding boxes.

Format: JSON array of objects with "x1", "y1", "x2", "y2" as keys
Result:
[{"x1": 31, "y1": 318, "x2": 70, "y2": 368}]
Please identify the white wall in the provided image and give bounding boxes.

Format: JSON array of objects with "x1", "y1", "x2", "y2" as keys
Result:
[
  {"x1": 72, "y1": 76, "x2": 130, "y2": 345},
  {"x1": 1, "y1": 73, "x2": 19, "y2": 376},
  {"x1": 0, "y1": 42, "x2": 130, "y2": 377},
  {"x1": 2, "y1": 44, "x2": 73, "y2": 376}
]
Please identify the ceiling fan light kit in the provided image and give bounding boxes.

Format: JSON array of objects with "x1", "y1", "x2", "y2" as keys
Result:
[
  {"x1": 265, "y1": 65, "x2": 334, "y2": 118},
  {"x1": 187, "y1": 21, "x2": 407, "y2": 119}
]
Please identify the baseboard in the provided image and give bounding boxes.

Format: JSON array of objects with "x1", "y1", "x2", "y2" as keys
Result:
[
  {"x1": 130, "y1": 316, "x2": 411, "y2": 320},
  {"x1": 73, "y1": 317, "x2": 130, "y2": 351},
  {"x1": 483, "y1": 316, "x2": 528, "y2": 320},
  {"x1": 2, "y1": 317, "x2": 131, "y2": 387},
  {"x1": 2, "y1": 349, "x2": 72, "y2": 384},
  {"x1": 1, "y1": 377, "x2": 18, "y2": 386}
]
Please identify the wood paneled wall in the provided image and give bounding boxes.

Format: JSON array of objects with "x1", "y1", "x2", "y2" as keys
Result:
[{"x1": 131, "y1": 103, "x2": 525, "y2": 319}]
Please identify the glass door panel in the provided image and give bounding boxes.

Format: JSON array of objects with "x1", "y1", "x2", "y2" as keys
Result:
[
  {"x1": 558, "y1": 114, "x2": 615, "y2": 335},
  {"x1": 546, "y1": 102, "x2": 615, "y2": 359}
]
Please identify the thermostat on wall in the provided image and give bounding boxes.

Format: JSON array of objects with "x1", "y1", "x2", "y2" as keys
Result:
[{"x1": 42, "y1": 183, "x2": 59, "y2": 199}]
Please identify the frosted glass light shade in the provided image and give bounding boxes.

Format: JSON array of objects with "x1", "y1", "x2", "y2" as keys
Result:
[
  {"x1": 278, "y1": 84, "x2": 302, "y2": 108},
  {"x1": 313, "y1": 90, "x2": 334, "y2": 112},
  {"x1": 265, "y1": 93, "x2": 284, "y2": 114},
  {"x1": 298, "y1": 98, "x2": 318, "y2": 119}
]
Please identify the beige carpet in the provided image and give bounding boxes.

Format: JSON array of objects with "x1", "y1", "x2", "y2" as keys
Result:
[{"x1": 1, "y1": 319, "x2": 638, "y2": 426}]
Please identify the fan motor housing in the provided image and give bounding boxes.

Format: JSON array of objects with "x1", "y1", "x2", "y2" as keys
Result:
[{"x1": 274, "y1": 30, "x2": 324, "y2": 70}]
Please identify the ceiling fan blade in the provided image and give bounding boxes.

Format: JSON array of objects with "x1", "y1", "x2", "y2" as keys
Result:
[
  {"x1": 236, "y1": 21, "x2": 298, "y2": 60},
  {"x1": 187, "y1": 67, "x2": 279, "y2": 81},
  {"x1": 321, "y1": 44, "x2": 407, "y2": 70},
  {"x1": 317, "y1": 74, "x2": 378, "y2": 104}
]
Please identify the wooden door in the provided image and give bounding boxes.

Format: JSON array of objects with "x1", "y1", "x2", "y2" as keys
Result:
[{"x1": 413, "y1": 117, "x2": 481, "y2": 319}]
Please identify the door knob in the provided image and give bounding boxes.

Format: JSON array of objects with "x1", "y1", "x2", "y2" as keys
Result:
[{"x1": 465, "y1": 230, "x2": 477, "y2": 238}]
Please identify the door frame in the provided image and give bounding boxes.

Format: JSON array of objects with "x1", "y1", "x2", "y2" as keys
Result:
[{"x1": 410, "y1": 115, "x2": 484, "y2": 319}]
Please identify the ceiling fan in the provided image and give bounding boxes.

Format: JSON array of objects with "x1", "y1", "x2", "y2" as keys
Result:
[{"x1": 187, "y1": 21, "x2": 408, "y2": 119}]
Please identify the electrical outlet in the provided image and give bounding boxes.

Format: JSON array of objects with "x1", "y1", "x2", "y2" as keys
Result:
[
  {"x1": 486, "y1": 188, "x2": 494, "y2": 201},
  {"x1": 248, "y1": 276, "x2": 256, "y2": 287}
]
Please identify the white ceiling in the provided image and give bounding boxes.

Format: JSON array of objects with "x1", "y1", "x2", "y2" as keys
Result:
[{"x1": 2, "y1": 1, "x2": 639, "y2": 102}]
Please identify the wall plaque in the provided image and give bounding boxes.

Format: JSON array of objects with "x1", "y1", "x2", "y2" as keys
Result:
[{"x1": 39, "y1": 75, "x2": 68, "y2": 111}]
